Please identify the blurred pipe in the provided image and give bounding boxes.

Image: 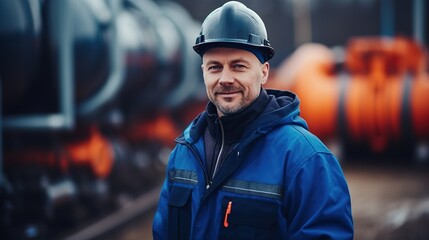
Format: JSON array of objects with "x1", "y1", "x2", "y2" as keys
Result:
[
  {"x1": 413, "y1": 0, "x2": 426, "y2": 45},
  {"x1": 268, "y1": 38, "x2": 429, "y2": 153},
  {"x1": 159, "y1": 1, "x2": 202, "y2": 108},
  {"x1": 291, "y1": 0, "x2": 312, "y2": 47},
  {"x1": 78, "y1": 0, "x2": 125, "y2": 116},
  {"x1": 3, "y1": 0, "x2": 75, "y2": 130},
  {"x1": 380, "y1": 0, "x2": 394, "y2": 37},
  {"x1": 118, "y1": 0, "x2": 202, "y2": 111}
]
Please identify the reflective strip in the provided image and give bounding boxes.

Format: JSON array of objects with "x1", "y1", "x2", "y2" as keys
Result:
[
  {"x1": 169, "y1": 169, "x2": 198, "y2": 185},
  {"x1": 222, "y1": 179, "x2": 283, "y2": 200}
]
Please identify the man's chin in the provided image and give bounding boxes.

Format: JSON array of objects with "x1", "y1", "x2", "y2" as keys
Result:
[{"x1": 217, "y1": 104, "x2": 244, "y2": 116}]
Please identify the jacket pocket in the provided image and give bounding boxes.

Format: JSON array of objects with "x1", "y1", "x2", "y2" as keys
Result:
[
  {"x1": 219, "y1": 197, "x2": 278, "y2": 240},
  {"x1": 168, "y1": 186, "x2": 192, "y2": 240}
]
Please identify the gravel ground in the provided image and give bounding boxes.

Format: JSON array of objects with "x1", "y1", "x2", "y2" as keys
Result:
[{"x1": 345, "y1": 162, "x2": 429, "y2": 240}]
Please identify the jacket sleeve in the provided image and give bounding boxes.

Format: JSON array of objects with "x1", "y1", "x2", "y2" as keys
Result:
[{"x1": 285, "y1": 153, "x2": 354, "y2": 240}]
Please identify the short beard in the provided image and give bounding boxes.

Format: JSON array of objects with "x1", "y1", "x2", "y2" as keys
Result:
[
  {"x1": 216, "y1": 100, "x2": 247, "y2": 116},
  {"x1": 211, "y1": 92, "x2": 250, "y2": 116}
]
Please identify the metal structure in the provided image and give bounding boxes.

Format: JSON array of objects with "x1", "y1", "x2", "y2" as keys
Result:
[{"x1": 0, "y1": 0, "x2": 204, "y2": 239}]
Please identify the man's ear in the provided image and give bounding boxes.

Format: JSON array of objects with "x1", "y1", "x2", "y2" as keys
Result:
[{"x1": 261, "y1": 62, "x2": 269, "y2": 85}]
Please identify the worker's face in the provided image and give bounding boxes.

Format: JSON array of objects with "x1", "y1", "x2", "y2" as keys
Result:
[{"x1": 202, "y1": 48, "x2": 269, "y2": 117}]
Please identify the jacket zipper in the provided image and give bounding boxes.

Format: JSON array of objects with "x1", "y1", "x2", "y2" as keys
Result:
[
  {"x1": 182, "y1": 141, "x2": 211, "y2": 189},
  {"x1": 212, "y1": 119, "x2": 225, "y2": 180},
  {"x1": 177, "y1": 125, "x2": 261, "y2": 191}
]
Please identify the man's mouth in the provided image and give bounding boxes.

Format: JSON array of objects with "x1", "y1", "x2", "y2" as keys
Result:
[
  {"x1": 218, "y1": 91, "x2": 239, "y2": 95},
  {"x1": 216, "y1": 88, "x2": 242, "y2": 96}
]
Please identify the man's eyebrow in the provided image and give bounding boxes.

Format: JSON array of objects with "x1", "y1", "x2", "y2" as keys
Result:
[
  {"x1": 205, "y1": 59, "x2": 221, "y2": 65},
  {"x1": 230, "y1": 58, "x2": 251, "y2": 65},
  {"x1": 204, "y1": 57, "x2": 251, "y2": 66}
]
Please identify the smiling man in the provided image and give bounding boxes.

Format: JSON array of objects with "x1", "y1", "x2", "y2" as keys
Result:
[{"x1": 152, "y1": 1, "x2": 354, "y2": 239}]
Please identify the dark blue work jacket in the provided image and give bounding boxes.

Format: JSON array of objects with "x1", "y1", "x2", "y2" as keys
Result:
[{"x1": 153, "y1": 89, "x2": 354, "y2": 239}]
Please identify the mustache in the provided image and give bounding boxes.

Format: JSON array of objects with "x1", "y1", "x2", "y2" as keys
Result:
[{"x1": 214, "y1": 85, "x2": 242, "y2": 94}]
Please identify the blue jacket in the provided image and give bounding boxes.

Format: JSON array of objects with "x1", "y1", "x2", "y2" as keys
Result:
[{"x1": 153, "y1": 90, "x2": 354, "y2": 239}]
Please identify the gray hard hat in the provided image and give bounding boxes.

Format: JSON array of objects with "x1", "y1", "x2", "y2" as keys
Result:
[{"x1": 193, "y1": 1, "x2": 275, "y2": 62}]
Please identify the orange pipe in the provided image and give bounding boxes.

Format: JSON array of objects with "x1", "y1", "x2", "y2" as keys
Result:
[
  {"x1": 267, "y1": 37, "x2": 429, "y2": 152},
  {"x1": 266, "y1": 43, "x2": 339, "y2": 140}
]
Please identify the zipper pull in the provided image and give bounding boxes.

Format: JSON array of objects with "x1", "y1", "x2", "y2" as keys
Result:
[
  {"x1": 206, "y1": 181, "x2": 212, "y2": 190},
  {"x1": 223, "y1": 201, "x2": 232, "y2": 228}
]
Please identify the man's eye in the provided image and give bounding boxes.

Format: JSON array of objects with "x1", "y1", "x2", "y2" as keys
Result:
[
  {"x1": 233, "y1": 64, "x2": 246, "y2": 69},
  {"x1": 208, "y1": 66, "x2": 221, "y2": 71}
]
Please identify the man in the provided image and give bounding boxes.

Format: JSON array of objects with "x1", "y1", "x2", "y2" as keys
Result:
[{"x1": 153, "y1": 1, "x2": 354, "y2": 239}]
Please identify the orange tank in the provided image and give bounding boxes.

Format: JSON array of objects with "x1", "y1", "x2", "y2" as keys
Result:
[{"x1": 266, "y1": 37, "x2": 429, "y2": 152}]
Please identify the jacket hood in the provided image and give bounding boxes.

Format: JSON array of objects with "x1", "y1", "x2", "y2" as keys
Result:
[
  {"x1": 251, "y1": 89, "x2": 308, "y2": 133},
  {"x1": 180, "y1": 89, "x2": 308, "y2": 144}
]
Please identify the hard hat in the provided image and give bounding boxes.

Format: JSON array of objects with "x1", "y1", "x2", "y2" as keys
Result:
[{"x1": 193, "y1": 1, "x2": 275, "y2": 62}]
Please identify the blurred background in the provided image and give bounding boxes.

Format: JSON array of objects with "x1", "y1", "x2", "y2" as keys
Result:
[{"x1": 0, "y1": 0, "x2": 428, "y2": 239}]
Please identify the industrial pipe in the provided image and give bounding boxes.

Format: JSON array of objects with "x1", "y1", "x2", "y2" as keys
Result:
[{"x1": 267, "y1": 37, "x2": 429, "y2": 153}]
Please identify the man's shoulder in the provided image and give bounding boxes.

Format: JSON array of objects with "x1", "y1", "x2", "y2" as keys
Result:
[{"x1": 266, "y1": 123, "x2": 333, "y2": 161}]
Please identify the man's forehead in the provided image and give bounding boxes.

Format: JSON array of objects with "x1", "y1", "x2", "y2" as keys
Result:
[{"x1": 203, "y1": 47, "x2": 257, "y2": 62}]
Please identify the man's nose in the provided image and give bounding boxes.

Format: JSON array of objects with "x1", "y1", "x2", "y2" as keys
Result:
[{"x1": 219, "y1": 68, "x2": 234, "y2": 84}]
